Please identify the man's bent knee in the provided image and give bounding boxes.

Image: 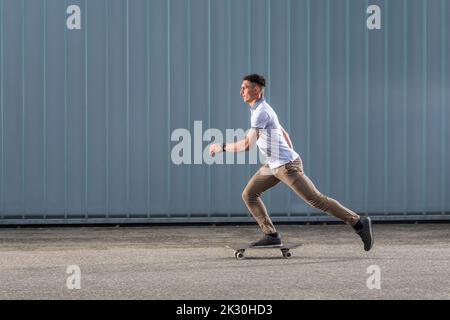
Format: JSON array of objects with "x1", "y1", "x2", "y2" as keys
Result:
[
  {"x1": 241, "y1": 191, "x2": 248, "y2": 203},
  {"x1": 242, "y1": 190, "x2": 257, "y2": 204}
]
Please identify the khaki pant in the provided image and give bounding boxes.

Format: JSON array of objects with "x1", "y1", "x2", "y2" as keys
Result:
[{"x1": 242, "y1": 158, "x2": 360, "y2": 234}]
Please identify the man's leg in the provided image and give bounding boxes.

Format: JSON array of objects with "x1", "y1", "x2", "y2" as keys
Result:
[
  {"x1": 273, "y1": 158, "x2": 360, "y2": 226},
  {"x1": 274, "y1": 157, "x2": 373, "y2": 251},
  {"x1": 242, "y1": 165, "x2": 281, "y2": 235}
]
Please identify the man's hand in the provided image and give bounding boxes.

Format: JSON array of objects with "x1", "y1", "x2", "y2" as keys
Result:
[
  {"x1": 209, "y1": 143, "x2": 223, "y2": 157},
  {"x1": 209, "y1": 128, "x2": 259, "y2": 157}
]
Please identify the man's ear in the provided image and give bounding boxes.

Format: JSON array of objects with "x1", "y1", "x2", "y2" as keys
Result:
[{"x1": 254, "y1": 85, "x2": 262, "y2": 96}]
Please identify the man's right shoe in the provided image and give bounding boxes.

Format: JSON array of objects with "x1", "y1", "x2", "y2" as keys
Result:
[
  {"x1": 250, "y1": 234, "x2": 282, "y2": 247},
  {"x1": 356, "y1": 217, "x2": 374, "y2": 251}
]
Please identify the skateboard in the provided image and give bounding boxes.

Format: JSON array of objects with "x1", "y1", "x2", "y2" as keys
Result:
[{"x1": 226, "y1": 243, "x2": 302, "y2": 260}]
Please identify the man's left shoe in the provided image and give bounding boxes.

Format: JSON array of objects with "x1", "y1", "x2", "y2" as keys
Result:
[
  {"x1": 356, "y1": 217, "x2": 374, "y2": 251},
  {"x1": 250, "y1": 234, "x2": 282, "y2": 247}
]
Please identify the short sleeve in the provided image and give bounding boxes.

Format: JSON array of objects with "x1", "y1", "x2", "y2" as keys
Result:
[{"x1": 251, "y1": 110, "x2": 270, "y2": 129}]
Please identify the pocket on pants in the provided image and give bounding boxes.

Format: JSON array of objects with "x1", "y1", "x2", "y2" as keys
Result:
[
  {"x1": 284, "y1": 163, "x2": 298, "y2": 174},
  {"x1": 285, "y1": 158, "x2": 302, "y2": 173}
]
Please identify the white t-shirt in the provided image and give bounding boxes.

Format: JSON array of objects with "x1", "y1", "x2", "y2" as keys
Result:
[{"x1": 250, "y1": 99, "x2": 299, "y2": 169}]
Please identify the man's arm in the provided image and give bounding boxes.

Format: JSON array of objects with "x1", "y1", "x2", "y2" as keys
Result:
[
  {"x1": 209, "y1": 128, "x2": 259, "y2": 156},
  {"x1": 281, "y1": 126, "x2": 293, "y2": 149}
]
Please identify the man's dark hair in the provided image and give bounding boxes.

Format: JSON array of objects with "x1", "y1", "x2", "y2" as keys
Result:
[{"x1": 243, "y1": 74, "x2": 266, "y2": 88}]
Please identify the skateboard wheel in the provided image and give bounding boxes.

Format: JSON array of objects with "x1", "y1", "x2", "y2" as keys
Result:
[
  {"x1": 281, "y1": 250, "x2": 291, "y2": 258},
  {"x1": 234, "y1": 251, "x2": 245, "y2": 260}
]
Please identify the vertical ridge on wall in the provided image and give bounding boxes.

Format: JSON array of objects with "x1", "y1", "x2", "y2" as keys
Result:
[
  {"x1": 84, "y1": 0, "x2": 88, "y2": 218},
  {"x1": 0, "y1": 0, "x2": 4, "y2": 219},
  {"x1": 287, "y1": 0, "x2": 291, "y2": 216},
  {"x1": 345, "y1": 0, "x2": 350, "y2": 208},
  {"x1": 247, "y1": 0, "x2": 251, "y2": 79},
  {"x1": 208, "y1": 0, "x2": 211, "y2": 217},
  {"x1": 166, "y1": 0, "x2": 170, "y2": 217},
  {"x1": 126, "y1": 0, "x2": 130, "y2": 218},
  {"x1": 403, "y1": 0, "x2": 408, "y2": 215},
  {"x1": 21, "y1": 0, "x2": 25, "y2": 218},
  {"x1": 64, "y1": 0, "x2": 68, "y2": 218},
  {"x1": 146, "y1": 0, "x2": 150, "y2": 218},
  {"x1": 384, "y1": 1, "x2": 389, "y2": 215},
  {"x1": 105, "y1": 0, "x2": 109, "y2": 218},
  {"x1": 226, "y1": 0, "x2": 231, "y2": 218},
  {"x1": 43, "y1": 0, "x2": 47, "y2": 218},
  {"x1": 422, "y1": 0, "x2": 427, "y2": 215},
  {"x1": 325, "y1": 0, "x2": 330, "y2": 197},
  {"x1": 441, "y1": 0, "x2": 447, "y2": 215},
  {"x1": 187, "y1": 0, "x2": 191, "y2": 217},
  {"x1": 306, "y1": 0, "x2": 311, "y2": 192},
  {"x1": 364, "y1": 0, "x2": 369, "y2": 216}
]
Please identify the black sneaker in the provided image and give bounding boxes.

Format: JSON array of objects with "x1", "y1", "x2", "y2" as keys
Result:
[
  {"x1": 250, "y1": 234, "x2": 282, "y2": 247},
  {"x1": 356, "y1": 217, "x2": 374, "y2": 251}
]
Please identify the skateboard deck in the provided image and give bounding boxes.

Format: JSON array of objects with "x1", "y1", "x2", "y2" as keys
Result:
[{"x1": 226, "y1": 242, "x2": 302, "y2": 260}]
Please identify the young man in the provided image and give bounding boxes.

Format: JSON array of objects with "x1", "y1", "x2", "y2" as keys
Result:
[{"x1": 210, "y1": 74, "x2": 373, "y2": 251}]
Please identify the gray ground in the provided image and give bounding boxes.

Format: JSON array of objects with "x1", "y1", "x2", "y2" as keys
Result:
[{"x1": 0, "y1": 223, "x2": 449, "y2": 300}]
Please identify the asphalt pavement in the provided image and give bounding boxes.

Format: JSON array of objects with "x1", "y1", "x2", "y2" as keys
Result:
[{"x1": 0, "y1": 223, "x2": 449, "y2": 300}]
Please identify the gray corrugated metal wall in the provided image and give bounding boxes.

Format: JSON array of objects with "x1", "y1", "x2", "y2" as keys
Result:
[{"x1": 0, "y1": 0, "x2": 449, "y2": 224}]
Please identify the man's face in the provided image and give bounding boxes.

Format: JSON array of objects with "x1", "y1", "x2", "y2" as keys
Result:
[{"x1": 240, "y1": 80, "x2": 260, "y2": 104}]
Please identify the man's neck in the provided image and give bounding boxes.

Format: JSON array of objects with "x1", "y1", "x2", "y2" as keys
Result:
[{"x1": 248, "y1": 96, "x2": 264, "y2": 107}]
